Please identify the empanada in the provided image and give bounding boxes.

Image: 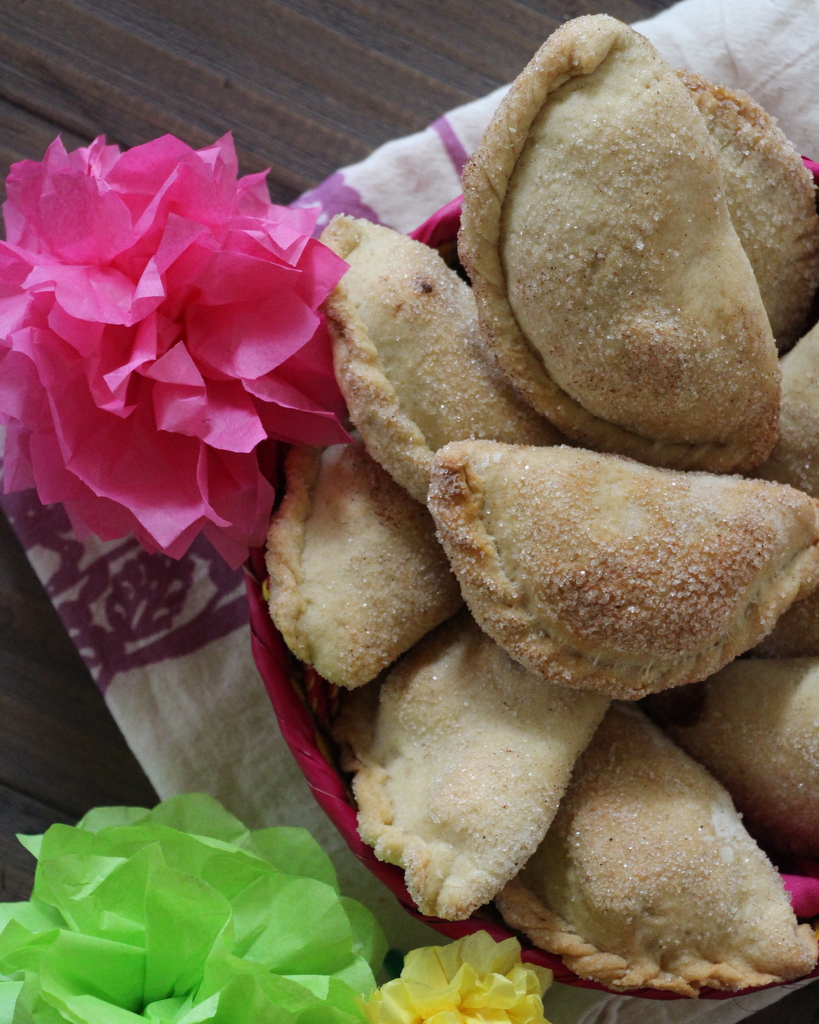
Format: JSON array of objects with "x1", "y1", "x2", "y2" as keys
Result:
[
  {"x1": 755, "y1": 584, "x2": 819, "y2": 658},
  {"x1": 679, "y1": 70, "x2": 819, "y2": 353},
  {"x1": 333, "y1": 611, "x2": 608, "y2": 920},
  {"x1": 321, "y1": 215, "x2": 560, "y2": 503},
  {"x1": 266, "y1": 443, "x2": 462, "y2": 688},
  {"x1": 428, "y1": 440, "x2": 819, "y2": 699},
  {"x1": 755, "y1": 321, "x2": 819, "y2": 499},
  {"x1": 496, "y1": 704, "x2": 817, "y2": 996},
  {"x1": 459, "y1": 15, "x2": 779, "y2": 473},
  {"x1": 644, "y1": 658, "x2": 819, "y2": 858}
]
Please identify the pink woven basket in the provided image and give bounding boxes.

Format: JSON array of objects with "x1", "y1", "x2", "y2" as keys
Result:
[{"x1": 247, "y1": 184, "x2": 819, "y2": 999}]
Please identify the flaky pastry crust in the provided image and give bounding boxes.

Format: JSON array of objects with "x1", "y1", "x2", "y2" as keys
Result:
[
  {"x1": 755, "y1": 320, "x2": 819, "y2": 501},
  {"x1": 679, "y1": 70, "x2": 819, "y2": 352},
  {"x1": 266, "y1": 443, "x2": 461, "y2": 688},
  {"x1": 496, "y1": 705, "x2": 817, "y2": 996},
  {"x1": 645, "y1": 658, "x2": 819, "y2": 858},
  {"x1": 754, "y1": 321, "x2": 819, "y2": 656},
  {"x1": 755, "y1": 584, "x2": 819, "y2": 658},
  {"x1": 428, "y1": 440, "x2": 819, "y2": 699},
  {"x1": 459, "y1": 15, "x2": 779, "y2": 473},
  {"x1": 333, "y1": 612, "x2": 608, "y2": 920},
  {"x1": 321, "y1": 215, "x2": 560, "y2": 503}
]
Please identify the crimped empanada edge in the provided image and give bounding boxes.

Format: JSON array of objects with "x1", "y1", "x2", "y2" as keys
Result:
[
  {"x1": 268, "y1": 443, "x2": 461, "y2": 689},
  {"x1": 496, "y1": 877, "x2": 816, "y2": 997},
  {"x1": 332, "y1": 679, "x2": 503, "y2": 922},
  {"x1": 458, "y1": 16, "x2": 777, "y2": 474},
  {"x1": 265, "y1": 446, "x2": 322, "y2": 668},
  {"x1": 428, "y1": 443, "x2": 819, "y2": 700},
  {"x1": 331, "y1": 614, "x2": 610, "y2": 923},
  {"x1": 321, "y1": 215, "x2": 435, "y2": 504},
  {"x1": 353, "y1": 769, "x2": 501, "y2": 922}
]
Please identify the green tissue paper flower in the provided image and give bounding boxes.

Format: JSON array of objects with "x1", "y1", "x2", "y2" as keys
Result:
[{"x1": 0, "y1": 793, "x2": 387, "y2": 1024}]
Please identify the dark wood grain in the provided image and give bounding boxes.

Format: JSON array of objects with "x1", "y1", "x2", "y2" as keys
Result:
[
  {"x1": 0, "y1": 782, "x2": 73, "y2": 901},
  {"x1": 0, "y1": 0, "x2": 677, "y2": 204},
  {"x1": 0, "y1": 506, "x2": 157, "y2": 817},
  {"x1": 742, "y1": 983, "x2": 819, "y2": 1024},
  {"x1": 0, "y1": 0, "x2": 817, "y2": 1017}
]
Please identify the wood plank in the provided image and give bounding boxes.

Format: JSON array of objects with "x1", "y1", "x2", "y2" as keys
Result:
[
  {"x1": 0, "y1": 0, "x2": 678, "y2": 205},
  {"x1": 81, "y1": 0, "x2": 484, "y2": 122},
  {"x1": 533, "y1": 0, "x2": 676, "y2": 21},
  {"x1": 0, "y1": 0, "x2": 479, "y2": 202},
  {"x1": 744, "y1": 981, "x2": 819, "y2": 1023},
  {"x1": 0, "y1": 95, "x2": 89, "y2": 203},
  {"x1": 0, "y1": 783, "x2": 72, "y2": 902},
  {"x1": 0, "y1": 507, "x2": 157, "y2": 819}
]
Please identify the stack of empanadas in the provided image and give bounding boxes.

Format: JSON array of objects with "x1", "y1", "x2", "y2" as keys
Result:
[{"x1": 264, "y1": 11, "x2": 819, "y2": 999}]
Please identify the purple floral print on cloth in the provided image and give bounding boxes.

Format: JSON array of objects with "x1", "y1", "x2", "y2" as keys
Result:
[
  {"x1": 291, "y1": 172, "x2": 383, "y2": 236},
  {"x1": 0, "y1": 482, "x2": 248, "y2": 692}
]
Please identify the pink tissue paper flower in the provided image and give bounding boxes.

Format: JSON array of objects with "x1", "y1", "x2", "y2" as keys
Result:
[{"x1": 0, "y1": 133, "x2": 350, "y2": 567}]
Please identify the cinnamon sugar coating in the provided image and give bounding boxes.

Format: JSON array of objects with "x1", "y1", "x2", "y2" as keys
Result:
[
  {"x1": 428, "y1": 440, "x2": 819, "y2": 699},
  {"x1": 755, "y1": 584, "x2": 819, "y2": 658},
  {"x1": 266, "y1": 443, "x2": 461, "y2": 688},
  {"x1": 333, "y1": 612, "x2": 607, "y2": 920},
  {"x1": 679, "y1": 70, "x2": 819, "y2": 353},
  {"x1": 753, "y1": 322, "x2": 819, "y2": 657},
  {"x1": 755, "y1": 320, "x2": 819, "y2": 501},
  {"x1": 496, "y1": 705, "x2": 817, "y2": 996},
  {"x1": 321, "y1": 215, "x2": 559, "y2": 503},
  {"x1": 459, "y1": 14, "x2": 779, "y2": 472},
  {"x1": 645, "y1": 658, "x2": 819, "y2": 858}
]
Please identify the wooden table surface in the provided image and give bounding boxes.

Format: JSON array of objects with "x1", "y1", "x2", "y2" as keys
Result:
[{"x1": 0, "y1": 1, "x2": 817, "y2": 1020}]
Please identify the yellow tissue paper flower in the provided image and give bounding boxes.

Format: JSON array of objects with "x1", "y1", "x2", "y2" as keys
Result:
[{"x1": 362, "y1": 930, "x2": 553, "y2": 1024}]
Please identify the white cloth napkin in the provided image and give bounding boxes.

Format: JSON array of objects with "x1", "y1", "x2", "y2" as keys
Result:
[{"x1": 2, "y1": 0, "x2": 819, "y2": 1020}]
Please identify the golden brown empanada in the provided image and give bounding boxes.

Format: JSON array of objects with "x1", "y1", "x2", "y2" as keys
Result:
[
  {"x1": 755, "y1": 321, "x2": 819, "y2": 499},
  {"x1": 428, "y1": 440, "x2": 819, "y2": 700},
  {"x1": 644, "y1": 659, "x2": 819, "y2": 858},
  {"x1": 679, "y1": 70, "x2": 819, "y2": 353},
  {"x1": 321, "y1": 215, "x2": 560, "y2": 503},
  {"x1": 333, "y1": 611, "x2": 608, "y2": 920},
  {"x1": 755, "y1": 584, "x2": 819, "y2": 658},
  {"x1": 266, "y1": 443, "x2": 462, "y2": 688},
  {"x1": 459, "y1": 15, "x2": 779, "y2": 473},
  {"x1": 496, "y1": 704, "x2": 817, "y2": 996}
]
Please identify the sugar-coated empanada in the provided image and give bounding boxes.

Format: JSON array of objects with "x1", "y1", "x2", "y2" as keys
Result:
[
  {"x1": 755, "y1": 321, "x2": 819, "y2": 499},
  {"x1": 333, "y1": 611, "x2": 608, "y2": 920},
  {"x1": 459, "y1": 15, "x2": 779, "y2": 473},
  {"x1": 644, "y1": 659, "x2": 819, "y2": 858},
  {"x1": 496, "y1": 705, "x2": 817, "y2": 996},
  {"x1": 679, "y1": 70, "x2": 819, "y2": 353},
  {"x1": 266, "y1": 443, "x2": 462, "y2": 688},
  {"x1": 321, "y1": 215, "x2": 560, "y2": 503},
  {"x1": 755, "y1": 584, "x2": 819, "y2": 658},
  {"x1": 428, "y1": 440, "x2": 819, "y2": 699}
]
